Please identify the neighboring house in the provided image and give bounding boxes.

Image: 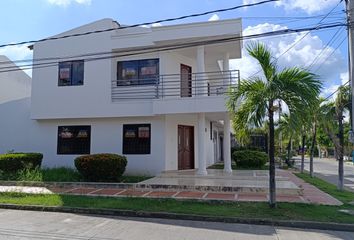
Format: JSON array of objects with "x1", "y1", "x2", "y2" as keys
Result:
[
  {"x1": 0, "y1": 55, "x2": 32, "y2": 153},
  {"x1": 2, "y1": 18, "x2": 243, "y2": 176}
]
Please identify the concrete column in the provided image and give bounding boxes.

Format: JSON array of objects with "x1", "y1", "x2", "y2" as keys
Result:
[
  {"x1": 223, "y1": 53, "x2": 230, "y2": 92},
  {"x1": 197, "y1": 112, "x2": 207, "y2": 175},
  {"x1": 196, "y1": 46, "x2": 206, "y2": 96},
  {"x1": 223, "y1": 113, "x2": 232, "y2": 174}
]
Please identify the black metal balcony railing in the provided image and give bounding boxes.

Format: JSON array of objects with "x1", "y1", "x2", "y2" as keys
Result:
[{"x1": 111, "y1": 70, "x2": 240, "y2": 101}]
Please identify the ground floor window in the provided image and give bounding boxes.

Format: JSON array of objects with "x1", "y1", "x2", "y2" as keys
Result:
[
  {"x1": 57, "y1": 126, "x2": 91, "y2": 154},
  {"x1": 123, "y1": 124, "x2": 151, "y2": 154}
]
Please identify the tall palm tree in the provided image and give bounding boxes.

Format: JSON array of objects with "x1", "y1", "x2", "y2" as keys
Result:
[
  {"x1": 308, "y1": 98, "x2": 326, "y2": 177},
  {"x1": 279, "y1": 113, "x2": 301, "y2": 166},
  {"x1": 227, "y1": 42, "x2": 322, "y2": 208},
  {"x1": 335, "y1": 85, "x2": 350, "y2": 190}
]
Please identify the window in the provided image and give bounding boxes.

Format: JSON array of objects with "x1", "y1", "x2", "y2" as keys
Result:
[
  {"x1": 117, "y1": 59, "x2": 159, "y2": 86},
  {"x1": 57, "y1": 126, "x2": 91, "y2": 154},
  {"x1": 58, "y1": 60, "x2": 84, "y2": 86},
  {"x1": 123, "y1": 124, "x2": 151, "y2": 154}
]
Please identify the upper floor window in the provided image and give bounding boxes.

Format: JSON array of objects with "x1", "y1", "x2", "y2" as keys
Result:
[
  {"x1": 117, "y1": 59, "x2": 159, "y2": 86},
  {"x1": 58, "y1": 60, "x2": 84, "y2": 86}
]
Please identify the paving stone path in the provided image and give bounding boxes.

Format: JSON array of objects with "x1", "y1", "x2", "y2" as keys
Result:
[{"x1": 0, "y1": 171, "x2": 342, "y2": 205}]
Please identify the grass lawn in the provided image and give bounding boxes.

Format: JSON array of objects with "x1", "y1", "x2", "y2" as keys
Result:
[
  {"x1": 0, "y1": 173, "x2": 353, "y2": 224},
  {"x1": 0, "y1": 192, "x2": 353, "y2": 223},
  {"x1": 0, "y1": 167, "x2": 151, "y2": 183}
]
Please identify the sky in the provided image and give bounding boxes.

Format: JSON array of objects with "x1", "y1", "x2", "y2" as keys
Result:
[{"x1": 0, "y1": 0, "x2": 349, "y2": 99}]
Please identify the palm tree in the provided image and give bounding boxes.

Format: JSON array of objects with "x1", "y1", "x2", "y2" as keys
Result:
[
  {"x1": 227, "y1": 42, "x2": 322, "y2": 208},
  {"x1": 335, "y1": 85, "x2": 350, "y2": 190},
  {"x1": 279, "y1": 113, "x2": 301, "y2": 166},
  {"x1": 308, "y1": 98, "x2": 327, "y2": 177}
]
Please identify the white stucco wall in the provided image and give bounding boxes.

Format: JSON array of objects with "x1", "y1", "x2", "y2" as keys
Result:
[
  {"x1": 30, "y1": 18, "x2": 242, "y2": 120},
  {"x1": 28, "y1": 116, "x2": 166, "y2": 176},
  {"x1": 0, "y1": 98, "x2": 32, "y2": 153}
]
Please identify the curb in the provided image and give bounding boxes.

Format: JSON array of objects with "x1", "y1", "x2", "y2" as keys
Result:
[{"x1": 0, "y1": 203, "x2": 353, "y2": 232}]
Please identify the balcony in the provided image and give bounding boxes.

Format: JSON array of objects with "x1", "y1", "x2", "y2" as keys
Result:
[{"x1": 111, "y1": 70, "x2": 240, "y2": 101}]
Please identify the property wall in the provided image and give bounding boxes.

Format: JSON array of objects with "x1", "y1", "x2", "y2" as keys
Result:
[
  {"x1": 28, "y1": 116, "x2": 166, "y2": 176},
  {"x1": 0, "y1": 98, "x2": 32, "y2": 153}
]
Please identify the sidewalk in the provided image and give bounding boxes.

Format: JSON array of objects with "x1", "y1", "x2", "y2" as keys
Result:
[{"x1": 0, "y1": 170, "x2": 342, "y2": 205}]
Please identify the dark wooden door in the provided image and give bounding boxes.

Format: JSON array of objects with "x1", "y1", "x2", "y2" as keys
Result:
[
  {"x1": 180, "y1": 64, "x2": 192, "y2": 97},
  {"x1": 178, "y1": 125, "x2": 194, "y2": 170}
]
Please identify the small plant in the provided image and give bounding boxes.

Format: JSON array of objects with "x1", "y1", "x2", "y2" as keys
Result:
[
  {"x1": 16, "y1": 167, "x2": 43, "y2": 181},
  {"x1": 0, "y1": 153, "x2": 43, "y2": 172},
  {"x1": 75, "y1": 153, "x2": 127, "y2": 182},
  {"x1": 232, "y1": 150, "x2": 268, "y2": 168}
]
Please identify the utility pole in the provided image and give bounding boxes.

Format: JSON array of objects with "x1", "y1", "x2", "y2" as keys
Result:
[{"x1": 346, "y1": 0, "x2": 354, "y2": 138}]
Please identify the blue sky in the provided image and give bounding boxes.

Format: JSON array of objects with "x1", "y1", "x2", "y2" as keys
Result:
[{"x1": 0, "y1": 0, "x2": 348, "y2": 98}]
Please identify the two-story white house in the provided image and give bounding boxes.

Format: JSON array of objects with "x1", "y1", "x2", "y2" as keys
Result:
[{"x1": 2, "y1": 18, "x2": 242, "y2": 176}]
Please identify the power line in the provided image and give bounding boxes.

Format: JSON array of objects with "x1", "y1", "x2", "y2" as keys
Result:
[
  {"x1": 324, "y1": 80, "x2": 350, "y2": 100},
  {"x1": 306, "y1": 26, "x2": 344, "y2": 69},
  {"x1": 0, "y1": 22, "x2": 347, "y2": 74},
  {"x1": 243, "y1": 1, "x2": 344, "y2": 79},
  {"x1": 313, "y1": 35, "x2": 347, "y2": 73},
  {"x1": 0, "y1": 0, "x2": 278, "y2": 49}
]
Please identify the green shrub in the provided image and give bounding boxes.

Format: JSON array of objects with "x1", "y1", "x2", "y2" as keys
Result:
[
  {"x1": 232, "y1": 150, "x2": 268, "y2": 168},
  {"x1": 0, "y1": 153, "x2": 43, "y2": 173},
  {"x1": 74, "y1": 153, "x2": 127, "y2": 182}
]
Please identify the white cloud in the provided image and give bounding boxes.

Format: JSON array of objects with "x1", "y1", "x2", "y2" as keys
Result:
[
  {"x1": 275, "y1": 0, "x2": 339, "y2": 14},
  {"x1": 151, "y1": 23, "x2": 162, "y2": 27},
  {"x1": 46, "y1": 0, "x2": 91, "y2": 7},
  {"x1": 243, "y1": 0, "x2": 339, "y2": 14},
  {"x1": 231, "y1": 23, "x2": 346, "y2": 97},
  {"x1": 0, "y1": 45, "x2": 33, "y2": 77},
  {"x1": 208, "y1": 14, "x2": 220, "y2": 21},
  {"x1": 340, "y1": 71, "x2": 349, "y2": 85}
]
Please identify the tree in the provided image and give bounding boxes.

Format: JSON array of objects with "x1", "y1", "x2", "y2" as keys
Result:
[
  {"x1": 227, "y1": 42, "x2": 322, "y2": 208},
  {"x1": 308, "y1": 98, "x2": 327, "y2": 177},
  {"x1": 278, "y1": 113, "x2": 301, "y2": 166},
  {"x1": 335, "y1": 85, "x2": 350, "y2": 190}
]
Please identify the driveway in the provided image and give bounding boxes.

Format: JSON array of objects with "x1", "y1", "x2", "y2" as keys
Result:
[
  {"x1": 295, "y1": 157, "x2": 354, "y2": 192},
  {"x1": 0, "y1": 209, "x2": 352, "y2": 240}
]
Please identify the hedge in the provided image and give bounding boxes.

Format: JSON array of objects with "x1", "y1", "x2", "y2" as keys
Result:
[
  {"x1": 232, "y1": 150, "x2": 268, "y2": 168},
  {"x1": 74, "y1": 153, "x2": 127, "y2": 182},
  {"x1": 0, "y1": 153, "x2": 43, "y2": 172}
]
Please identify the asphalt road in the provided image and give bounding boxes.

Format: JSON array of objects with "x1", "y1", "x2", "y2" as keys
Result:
[
  {"x1": 0, "y1": 209, "x2": 352, "y2": 240},
  {"x1": 295, "y1": 157, "x2": 354, "y2": 192}
]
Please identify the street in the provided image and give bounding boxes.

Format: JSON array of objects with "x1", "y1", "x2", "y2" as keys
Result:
[
  {"x1": 295, "y1": 157, "x2": 354, "y2": 192},
  {"x1": 0, "y1": 209, "x2": 352, "y2": 239}
]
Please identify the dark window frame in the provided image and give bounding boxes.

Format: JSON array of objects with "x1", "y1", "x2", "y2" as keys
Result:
[
  {"x1": 57, "y1": 125, "x2": 91, "y2": 155},
  {"x1": 122, "y1": 124, "x2": 151, "y2": 154},
  {"x1": 117, "y1": 59, "x2": 159, "y2": 86},
  {"x1": 58, "y1": 60, "x2": 85, "y2": 86}
]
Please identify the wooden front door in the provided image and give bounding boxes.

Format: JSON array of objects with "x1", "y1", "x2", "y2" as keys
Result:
[
  {"x1": 180, "y1": 64, "x2": 192, "y2": 97},
  {"x1": 178, "y1": 125, "x2": 194, "y2": 170}
]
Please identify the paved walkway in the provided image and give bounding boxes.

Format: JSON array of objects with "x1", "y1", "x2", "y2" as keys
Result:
[
  {"x1": 0, "y1": 170, "x2": 342, "y2": 205},
  {"x1": 0, "y1": 209, "x2": 353, "y2": 240}
]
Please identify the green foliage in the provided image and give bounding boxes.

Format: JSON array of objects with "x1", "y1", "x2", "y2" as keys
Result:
[
  {"x1": 232, "y1": 150, "x2": 268, "y2": 168},
  {"x1": 227, "y1": 42, "x2": 321, "y2": 147},
  {"x1": 16, "y1": 167, "x2": 43, "y2": 181},
  {"x1": 0, "y1": 153, "x2": 43, "y2": 173},
  {"x1": 41, "y1": 167, "x2": 82, "y2": 182},
  {"x1": 75, "y1": 153, "x2": 127, "y2": 182}
]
